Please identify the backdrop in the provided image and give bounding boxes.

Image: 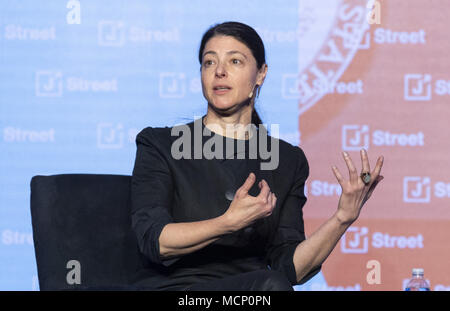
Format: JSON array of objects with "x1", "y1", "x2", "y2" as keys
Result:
[{"x1": 1, "y1": 0, "x2": 449, "y2": 291}]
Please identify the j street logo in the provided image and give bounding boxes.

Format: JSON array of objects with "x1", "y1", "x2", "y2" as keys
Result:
[
  {"x1": 97, "y1": 123, "x2": 125, "y2": 149},
  {"x1": 286, "y1": 0, "x2": 372, "y2": 115},
  {"x1": 35, "y1": 71, "x2": 118, "y2": 97},
  {"x1": 403, "y1": 177, "x2": 431, "y2": 203},
  {"x1": 341, "y1": 226, "x2": 369, "y2": 254},
  {"x1": 97, "y1": 20, "x2": 180, "y2": 47},
  {"x1": 341, "y1": 124, "x2": 425, "y2": 151},
  {"x1": 97, "y1": 123, "x2": 139, "y2": 149},
  {"x1": 342, "y1": 125, "x2": 370, "y2": 151},
  {"x1": 282, "y1": 75, "x2": 363, "y2": 99},
  {"x1": 404, "y1": 74, "x2": 432, "y2": 101},
  {"x1": 35, "y1": 71, "x2": 63, "y2": 97},
  {"x1": 160, "y1": 72, "x2": 186, "y2": 98},
  {"x1": 159, "y1": 73, "x2": 202, "y2": 99},
  {"x1": 341, "y1": 226, "x2": 424, "y2": 254},
  {"x1": 404, "y1": 74, "x2": 450, "y2": 101},
  {"x1": 403, "y1": 176, "x2": 450, "y2": 203},
  {"x1": 98, "y1": 21, "x2": 125, "y2": 47},
  {"x1": 359, "y1": 28, "x2": 427, "y2": 50}
]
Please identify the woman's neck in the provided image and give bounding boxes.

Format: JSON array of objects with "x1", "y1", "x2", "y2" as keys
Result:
[{"x1": 203, "y1": 107, "x2": 254, "y2": 140}]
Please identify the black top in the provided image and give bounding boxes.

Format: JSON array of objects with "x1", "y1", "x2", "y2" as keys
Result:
[{"x1": 130, "y1": 115, "x2": 320, "y2": 290}]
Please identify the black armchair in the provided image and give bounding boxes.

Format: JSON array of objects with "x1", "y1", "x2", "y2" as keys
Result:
[{"x1": 30, "y1": 174, "x2": 148, "y2": 290}]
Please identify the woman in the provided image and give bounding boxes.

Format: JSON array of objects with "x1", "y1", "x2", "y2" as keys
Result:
[{"x1": 130, "y1": 21, "x2": 384, "y2": 291}]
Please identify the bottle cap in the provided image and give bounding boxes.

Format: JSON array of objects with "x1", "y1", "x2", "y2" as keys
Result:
[{"x1": 412, "y1": 268, "x2": 424, "y2": 275}]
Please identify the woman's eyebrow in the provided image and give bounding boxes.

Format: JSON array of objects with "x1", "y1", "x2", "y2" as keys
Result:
[
  {"x1": 203, "y1": 50, "x2": 248, "y2": 59},
  {"x1": 228, "y1": 50, "x2": 248, "y2": 59}
]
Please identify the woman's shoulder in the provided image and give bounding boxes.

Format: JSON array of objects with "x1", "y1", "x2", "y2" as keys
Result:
[
  {"x1": 135, "y1": 126, "x2": 174, "y2": 153},
  {"x1": 136, "y1": 125, "x2": 171, "y2": 140},
  {"x1": 269, "y1": 134, "x2": 307, "y2": 161},
  {"x1": 137, "y1": 125, "x2": 172, "y2": 137},
  {"x1": 135, "y1": 118, "x2": 196, "y2": 148},
  {"x1": 263, "y1": 133, "x2": 308, "y2": 178}
]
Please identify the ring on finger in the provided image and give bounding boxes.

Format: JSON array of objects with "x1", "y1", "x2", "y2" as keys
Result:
[{"x1": 360, "y1": 172, "x2": 371, "y2": 185}]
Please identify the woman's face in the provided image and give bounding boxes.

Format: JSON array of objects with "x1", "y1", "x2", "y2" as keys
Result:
[{"x1": 201, "y1": 35, "x2": 267, "y2": 114}]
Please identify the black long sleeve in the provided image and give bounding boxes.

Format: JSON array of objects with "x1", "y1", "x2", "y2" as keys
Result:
[{"x1": 131, "y1": 128, "x2": 173, "y2": 265}]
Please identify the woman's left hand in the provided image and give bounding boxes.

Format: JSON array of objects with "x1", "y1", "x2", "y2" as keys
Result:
[{"x1": 331, "y1": 149, "x2": 384, "y2": 225}]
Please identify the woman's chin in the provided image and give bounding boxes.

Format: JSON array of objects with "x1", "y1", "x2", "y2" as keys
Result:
[
  {"x1": 209, "y1": 100, "x2": 237, "y2": 112},
  {"x1": 209, "y1": 97, "x2": 251, "y2": 113}
]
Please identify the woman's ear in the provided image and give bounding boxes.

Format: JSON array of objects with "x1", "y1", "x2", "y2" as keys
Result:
[{"x1": 256, "y1": 64, "x2": 268, "y2": 86}]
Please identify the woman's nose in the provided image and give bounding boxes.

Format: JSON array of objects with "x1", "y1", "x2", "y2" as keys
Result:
[{"x1": 215, "y1": 62, "x2": 227, "y2": 78}]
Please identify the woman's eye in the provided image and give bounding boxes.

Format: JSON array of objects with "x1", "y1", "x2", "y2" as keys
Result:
[
  {"x1": 203, "y1": 60, "x2": 213, "y2": 66},
  {"x1": 232, "y1": 59, "x2": 242, "y2": 64}
]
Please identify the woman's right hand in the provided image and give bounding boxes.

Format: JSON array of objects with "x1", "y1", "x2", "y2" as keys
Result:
[{"x1": 222, "y1": 172, "x2": 277, "y2": 232}]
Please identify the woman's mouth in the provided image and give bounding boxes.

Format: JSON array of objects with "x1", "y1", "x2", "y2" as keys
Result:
[{"x1": 213, "y1": 85, "x2": 232, "y2": 95}]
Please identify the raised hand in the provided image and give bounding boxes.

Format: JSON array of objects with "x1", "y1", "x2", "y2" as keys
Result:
[{"x1": 331, "y1": 149, "x2": 384, "y2": 224}]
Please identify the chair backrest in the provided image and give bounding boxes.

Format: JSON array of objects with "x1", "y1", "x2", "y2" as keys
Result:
[{"x1": 30, "y1": 174, "x2": 147, "y2": 290}]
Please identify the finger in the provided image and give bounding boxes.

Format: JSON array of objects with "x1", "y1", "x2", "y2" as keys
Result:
[
  {"x1": 367, "y1": 176, "x2": 382, "y2": 196},
  {"x1": 331, "y1": 165, "x2": 345, "y2": 187},
  {"x1": 239, "y1": 172, "x2": 256, "y2": 195},
  {"x1": 270, "y1": 192, "x2": 277, "y2": 208},
  {"x1": 360, "y1": 149, "x2": 370, "y2": 174},
  {"x1": 371, "y1": 156, "x2": 384, "y2": 180},
  {"x1": 342, "y1": 151, "x2": 358, "y2": 184},
  {"x1": 267, "y1": 192, "x2": 276, "y2": 215},
  {"x1": 257, "y1": 179, "x2": 271, "y2": 202},
  {"x1": 363, "y1": 175, "x2": 384, "y2": 204},
  {"x1": 263, "y1": 181, "x2": 272, "y2": 202}
]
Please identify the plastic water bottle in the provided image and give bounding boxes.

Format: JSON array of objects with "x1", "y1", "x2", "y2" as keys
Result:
[{"x1": 405, "y1": 268, "x2": 430, "y2": 291}]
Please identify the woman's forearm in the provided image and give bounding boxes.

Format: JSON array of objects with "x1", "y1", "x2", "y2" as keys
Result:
[
  {"x1": 292, "y1": 212, "x2": 352, "y2": 283},
  {"x1": 158, "y1": 175, "x2": 277, "y2": 260},
  {"x1": 158, "y1": 214, "x2": 233, "y2": 259}
]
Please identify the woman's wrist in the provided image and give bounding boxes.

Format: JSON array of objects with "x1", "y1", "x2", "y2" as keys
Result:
[
  {"x1": 217, "y1": 213, "x2": 240, "y2": 234},
  {"x1": 333, "y1": 209, "x2": 356, "y2": 228}
]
